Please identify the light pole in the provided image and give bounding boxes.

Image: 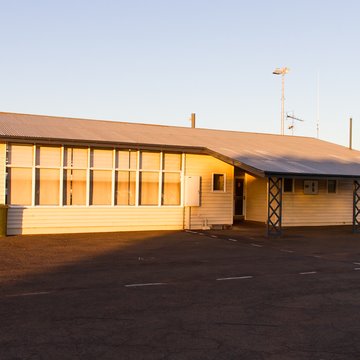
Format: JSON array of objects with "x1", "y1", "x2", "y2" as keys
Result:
[{"x1": 273, "y1": 67, "x2": 289, "y2": 135}]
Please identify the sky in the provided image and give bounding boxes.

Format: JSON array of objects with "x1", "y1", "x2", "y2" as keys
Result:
[{"x1": 0, "y1": 0, "x2": 360, "y2": 149}]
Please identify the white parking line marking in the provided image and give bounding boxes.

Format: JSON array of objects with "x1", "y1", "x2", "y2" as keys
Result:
[
  {"x1": 250, "y1": 243, "x2": 263, "y2": 248},
  {"x1": 299, "y1": 271, "x2": 317, "y2": 275},
  {"x1": 354, "y1": 268, "x2": 360, "y2": 271},
  {"x1": 216, "y1": 276, "x2": 253, "y2": 281},
  {"x1": 185, "y1": 230, "x2": 198, "y2": 234},
  {"x1": 280, "y1": 249, "x2": 294, "y2": 253},
  {"x1": 353, "y1": 262, "x2": 360, "y2": 265},
  {"x1": 125, "y1": 282, "x2": 167, "y2": 288},
  {"x1": 6, "y1": 291, "x2": 52, "y2": 298},
  {"x1": 210, "y1": 235, "x2": 218, "y2": 238},
  {"x1": 228, "y1": 238, "x2": 237, "y2": 242}
]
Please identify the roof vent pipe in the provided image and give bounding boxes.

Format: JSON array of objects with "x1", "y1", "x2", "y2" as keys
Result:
[
  {"x1": 349, "y1": 117, "x2": 353, "y2": 150},
  {"x1": 190, "y1": 113, "x2": 196, "y2": 128}
]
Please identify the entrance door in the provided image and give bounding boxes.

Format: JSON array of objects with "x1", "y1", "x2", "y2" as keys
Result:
[{"x1": 234, "y1": 178, "x2": 244, "y2": 218}]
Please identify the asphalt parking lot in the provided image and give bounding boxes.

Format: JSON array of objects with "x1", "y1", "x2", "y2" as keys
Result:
[{"x1": 1, "y1": 225, "x2": 360, "y2": 360}]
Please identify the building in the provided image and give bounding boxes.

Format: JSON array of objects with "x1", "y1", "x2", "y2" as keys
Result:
[{"x1": 0, "y1": 112, "x2": 359, "y2": 236}]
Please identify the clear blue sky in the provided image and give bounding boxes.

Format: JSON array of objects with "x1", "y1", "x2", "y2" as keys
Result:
[{"x1": 1, "y1": 0, "x2": 360, "y2": 149}]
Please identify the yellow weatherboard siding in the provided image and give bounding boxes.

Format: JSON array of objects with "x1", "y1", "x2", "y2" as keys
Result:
[
  {"x1": 184, "y1": 154, "x2": 233, "y2": 229},
  {"x1": 6, "y1": 152, "x2": 235, "y2": 235},
  {"x1": 245, "y1": 174, "x2": 267, "y2": 223},
  {"x1": 244, "y1": 176, "x2": 354, "y2": 226},
  {"x1": 7, "y1": 207, "x2": 184, "y2": 235},
  {"x1": 283, "y1": 179, "x2": 353, "y2": 226}
]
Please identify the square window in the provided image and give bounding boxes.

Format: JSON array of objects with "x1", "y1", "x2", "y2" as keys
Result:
[
  {"x1": 327, "y1": 180, "x2": 337, "y2": 193},
  {"x1": 8, "y1": 168, "x2": 32, "y2": 205},
  {"x1": 35, "y1": 168, "x2": 60, "y2": 205},
  {"x1": 64, "y1": 147, "x2": 88, "y2": 168},
  {"x1": 213, "y1": 174, "x2": 225, "y2": 191},
  {"x1": 36, "y1": 146, "x2": 61, "y2": 167},
  {"x1": 163, "y1": 153, "x2": 181, "y2": 171},
  {"x1": 91, "y1": 149, "x2": 113, "y2": 169},
  {"x1": 283, "y1": 178, "x2": 293, "y2": 193},
  {"x1": 8, "y1": 144, "x2": 33, "y2": 166},
  {"x1": 140, "y1": 152, "x2": 160, "y2": 170},
  {"x1": 116, "y1": 150, "x2": 137, "y2": 170},
  {"x1": 90, "y1": 170, "x2": 112, "y2": 205}
]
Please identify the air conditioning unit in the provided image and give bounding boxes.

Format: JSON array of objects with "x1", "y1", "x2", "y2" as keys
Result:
[{"x1": 304, "y1": 180, "x2": 318, "y2": 195}]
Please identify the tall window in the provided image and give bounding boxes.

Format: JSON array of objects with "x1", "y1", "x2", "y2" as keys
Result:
[
  {"x1": 115, "y1": 150, "x2": 137, "y2": 205},
  {"x1": 7, "y1": 144, "x2": 33, "y2": 205},
  {"x1": 162, "y1": 153, "x2": 181, "y2": 205},
  {"x1": 327, "y1": 180, "x2": 337, "y2": 194},
  {"x1": 139, "y1": 152, "x2": 160, "y2": 205},
  {"x1": 35, "y1": 146, "x2": 61, "y2": 205},
  {"x1": 90, "y1": 149, "x2": 113, "y2": 205},
  {"x1": 63, "y1": 147, "x2": 87, "y2": 205}
]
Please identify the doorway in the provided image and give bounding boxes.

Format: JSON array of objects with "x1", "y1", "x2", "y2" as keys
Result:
[{"x1": 234, "y1": 178, "x2": 244, "y2": 222}]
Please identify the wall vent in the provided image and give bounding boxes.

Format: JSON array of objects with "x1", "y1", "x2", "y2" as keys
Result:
[{"x1": 304, "y1": 180, "x2": 318, "y2": 195}]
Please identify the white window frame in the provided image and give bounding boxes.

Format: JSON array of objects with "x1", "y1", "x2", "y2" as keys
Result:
[
  {"x1": 34, "y1": 145, "x2": 62, "y2": 206},
  {"x1": 62, "y1": 146, "x2": 89, "y2": 207},
  {"x1": 161, "y1": 152, "x2": 182, "y2": 206},
  {"x1": 283, "y1": 178, "x2": 294, "y2": 193},
  {"x1": 212, "y1": 173, "x2": 226, "y2": 192},
  {"x1": 5, "y1": 143, "x2": 184, "y2": 208},
  {"x1": 327, "y1": 179, "x2": 337, "y2": 194}
]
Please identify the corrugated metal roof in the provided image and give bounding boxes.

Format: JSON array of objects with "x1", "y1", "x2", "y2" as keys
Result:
[{"x1": 1, "y1": 112, "x2": 360, "y2": 177}]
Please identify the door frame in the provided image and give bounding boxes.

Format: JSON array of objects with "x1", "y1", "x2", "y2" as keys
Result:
[{"x1": 234, "y1": 176, "x2": 245, "y2": 222}]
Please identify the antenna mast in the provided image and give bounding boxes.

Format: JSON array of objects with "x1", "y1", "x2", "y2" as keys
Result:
[
  {"x1": 316, "y1": 72, "x2": 320, "y2": 138},
  {"x1": 286, "y1": 113, "x2": 305, "y2": 136}
]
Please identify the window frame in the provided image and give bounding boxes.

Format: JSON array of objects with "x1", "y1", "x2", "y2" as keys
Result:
[
  {"x1": 63, "y1": 146, "x2": 88, "y2": 206},
  {"x1": 6, "y1": 143, "x2": 34, "y2": 206},
  {"x1": 34, "y1": 146, "x2": 62, "y2": 206},
  {"x1": 89, "y1": 148, "x2": 113, "y2": 206},
  {"x1": 283, "y1": 178, "x2": 294, "y2": 193},
  {"x1": 161, "y1": 152, "x2": 182, "y2": 206},
  {"x1": 212, "y1": 173, "x2": 226, "y2": 192},
  {"x1": 327, "y1": 179, "x2": 337, "y2": 194},
  {"x1": 6, "y1": 144, "x2": 184, "y2": 208}
]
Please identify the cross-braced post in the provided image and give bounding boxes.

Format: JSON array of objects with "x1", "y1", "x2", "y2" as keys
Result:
[
  {"x1": 353, "y1": 180, "x2": 360, "y2": 233},
  {"x1": 267, "y1": 177, "x2": 282, "y2": 237}
]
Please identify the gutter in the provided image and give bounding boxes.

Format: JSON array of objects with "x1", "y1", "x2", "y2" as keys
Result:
[{"x1": 265, "y1": 171, "x2": 360, "y2": 179}]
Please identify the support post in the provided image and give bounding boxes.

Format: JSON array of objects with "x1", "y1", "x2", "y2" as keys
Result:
[
  {"x1": 281, "y1": 74, "x2": 285, "y2": 135},
  {"x1": 267, "y1": 177, "x2": 282, "y2": 237},
  {"x1": 353, "y1": 180, "x2": 360, "y2": 233},
  {"x1": 349, "y1": 117, "x2": 353, "y2": 150}
]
